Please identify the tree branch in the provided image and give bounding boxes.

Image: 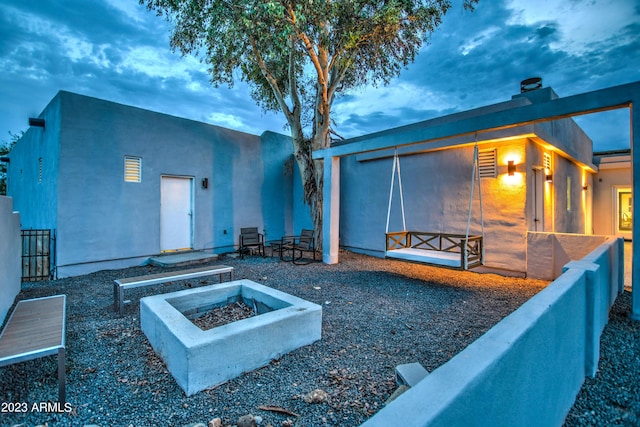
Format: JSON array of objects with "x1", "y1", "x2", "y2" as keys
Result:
[
  {"x1": 288, "y1": 35, "x2": 302, "y2": 124},
  {"x1": 250, "y1": 38, "x2": 294, "y2": 124}
]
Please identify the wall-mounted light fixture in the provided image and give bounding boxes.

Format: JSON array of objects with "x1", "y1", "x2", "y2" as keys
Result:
[
  {"x1": 202, "y1": 177, "x2": 209, "y2": 189},
  {"x1": 28, "y1": 118, "x2": 45, "y2": 128},
  {"x1": 507, "y1": 160, "x2": 516, "y2": 176},
  {"x1": 545, "y1": 173, "x2": 553, "y2": 183}
]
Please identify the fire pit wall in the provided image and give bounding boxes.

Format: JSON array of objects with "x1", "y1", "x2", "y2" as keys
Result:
[{"x1": 140, "y1": 279, "x2": 322, "y2": 396}]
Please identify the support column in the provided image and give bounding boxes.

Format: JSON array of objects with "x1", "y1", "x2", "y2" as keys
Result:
[
  {"x1": 632, "y1": 102, "x2": 640, "y2": 320},
  {"x1": 322, "y1": 156, "x2": 340, "y2": 264}
]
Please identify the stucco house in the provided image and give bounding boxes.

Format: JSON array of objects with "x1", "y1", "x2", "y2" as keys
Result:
[
  {"x1": 337, "y1": 85, "x2": 600, "y2": 275},
  {"x1": 6, "y1": 84, "x2": 625, "y2": 279},
  {"x1": 6, "y1": 91, "x2": 310, "y2": 278}
]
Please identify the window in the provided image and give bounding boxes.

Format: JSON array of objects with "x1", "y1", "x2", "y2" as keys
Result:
[
  {"x1": 478, "y1": 149, "x2": 497, "y2": 178},
  {"x1": 618, "y1": 189, "x2": 632, "y2": 231},
  {"x1": 124, "y1": 156, "x2": 142, "y2": 183}
]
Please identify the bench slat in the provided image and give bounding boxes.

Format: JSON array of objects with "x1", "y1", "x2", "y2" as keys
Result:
[
  {"x1": 386, "y1": 248, "x2": 462, "y2": 268},
  {"x1": 0, "y1": 295, "x2": 65, "y2": 362},
  {"x1": 0, "y1": 295, "x2": 66, "y2": 404},
  {"x1": 114, "y1": 265, "x2": 234, "y2": 315},
  {"x1": 116, "y1": 265, "x2": 233, "y2": 288}
]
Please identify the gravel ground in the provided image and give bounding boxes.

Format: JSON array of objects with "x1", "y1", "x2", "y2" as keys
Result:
[
  {"x1": 0, "y1": 250, "x2": 635, "y2": 426},
  {"x1": 563, "y1": 290, "x2": 639, "y2": 427}
]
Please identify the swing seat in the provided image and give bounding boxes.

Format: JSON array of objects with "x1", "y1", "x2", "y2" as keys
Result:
[{"x1": 385, "y1": 231, "x2": 483, "y2": 270}]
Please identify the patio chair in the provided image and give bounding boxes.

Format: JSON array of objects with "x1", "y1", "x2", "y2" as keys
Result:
[
  {"x1": 281, "y1": 229, "x2": 317, "y2": 265},
  {"x1": 239, "y1": 227, "x2": 264, "y2": 259}
]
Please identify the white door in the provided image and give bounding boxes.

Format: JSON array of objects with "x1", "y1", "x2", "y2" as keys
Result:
[
  {"x1": 532, "y1": 169, "x2": 544, "y2": 232},
  {"x1": 160, "y1": 176, "x2": 193, "y2": 252}
]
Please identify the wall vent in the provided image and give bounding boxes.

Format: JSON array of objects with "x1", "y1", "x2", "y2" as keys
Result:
[
  {"x1": 543, "y1": 152, "x2": 551, "y2": 171},
  {"x1": 124, "y1": 156, "x2": 142, "y2": 183},
  {"x1": 478, "y1": 149, "x2": 497, "y2": 178}
]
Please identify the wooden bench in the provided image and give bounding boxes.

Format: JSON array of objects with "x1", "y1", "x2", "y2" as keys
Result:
[
  {"x1": 0, "y1": 295, "x2": 67, "y2": 403},
  {"x1": 386, "y1": 231, "x2": 484, "y2": 270},
  {"x1": 113, "y1": 265, "x2": 234, "y2": 315}
]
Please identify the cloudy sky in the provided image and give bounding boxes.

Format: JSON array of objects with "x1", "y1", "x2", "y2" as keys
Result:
[{"x1": 1, "y1": 0, "x2": 638, "y2": 151}]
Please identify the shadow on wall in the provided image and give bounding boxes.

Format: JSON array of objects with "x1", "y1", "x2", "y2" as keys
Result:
[
  {"x1": 260, "y1": 131, "x2": 294, "y2": 243},
  {"x1": 211, "y1": 129, "x2": 242, "y2": 253},
  {"x1": 527, "y1": 232, "x2": 610, "y2": 280}
]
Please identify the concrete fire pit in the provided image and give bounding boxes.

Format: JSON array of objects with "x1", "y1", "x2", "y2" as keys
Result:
[{"x1": 140, "y1": 279, "x2": 322, "y2": 396}]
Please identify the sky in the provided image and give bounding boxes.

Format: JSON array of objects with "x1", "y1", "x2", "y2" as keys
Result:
[{"x1": 0, "y1": 0, "x2": 639, "y2": 152}]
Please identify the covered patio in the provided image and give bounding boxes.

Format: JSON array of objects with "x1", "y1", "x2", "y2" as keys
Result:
[{"x1": 314, "y1": 80, "x2": 640, "y2": 320}]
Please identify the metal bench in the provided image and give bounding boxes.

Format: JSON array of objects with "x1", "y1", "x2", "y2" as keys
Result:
[
  {"x1": 0, "y1": 295, "x2": 67, "y2": 403},
  {"x1": 113, "y1": 265, "x2": 234, "y2": 315}
]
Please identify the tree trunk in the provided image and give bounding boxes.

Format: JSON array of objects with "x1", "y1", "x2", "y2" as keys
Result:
[
  {"x1": 289, "y1": 128, "x2": 327, "y2": 250},
  {"x1": 287, "y1": 44, "x2": 332, "y2": 252}
]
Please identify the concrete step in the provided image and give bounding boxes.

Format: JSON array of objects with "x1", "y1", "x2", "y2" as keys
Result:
[
  {"x1": 147, "y1": 251, "x2": 219, "y2": 268},
  {"x1": 395, "y1": 362, "x2": 429, "y2": 387}
]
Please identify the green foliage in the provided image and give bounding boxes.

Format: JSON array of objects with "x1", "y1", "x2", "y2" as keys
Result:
[
  {"x1": 141, "y1": 0, "x2": 478, "y2": 244},
  {"x1": 0, "y1": 131, "x2": 22, "y2": 196},
  {"x1": 141, "y1": 0, "x2": 478, "y2": 141}
]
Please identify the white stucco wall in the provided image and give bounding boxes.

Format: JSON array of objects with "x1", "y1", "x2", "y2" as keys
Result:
[
  {"x1": 362, "y1": 237, "x2": 623, "y2": 427},
  {"x1": 0, "y1": 196, "x2": 21, "y2": 323},
  {"x1": 340, "y1": 141, "x2": 532, "y2": 272},
  {"x1": 338, "y1": 134, "x2": 593, "y2": 274},
  {"x1": 8, "y1": 91, "x2": 300, "y2": 278},
  {"x1": 592, "y1": 158, "x2": 631, "y2": 238},
  {"x1": 527, "y1": 232, "x2": 609, "y2": 280},
  {"x1": 6, "y1": 101, "x2": 60, "y2": 231},
  {"x1": 553, "y1": 154, "x2": 589, "y2": 234}
]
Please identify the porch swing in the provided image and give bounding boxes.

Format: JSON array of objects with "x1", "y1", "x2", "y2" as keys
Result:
[{"x1": 384, "y1": 144, "x2": 485, "y2": 270}]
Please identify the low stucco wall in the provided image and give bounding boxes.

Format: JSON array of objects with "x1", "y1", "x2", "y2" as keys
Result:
[
  {"x1": 0, "y1": 196, "x2": 21, "y2": 323},
  {"x1": 527, "y1": 232, "x2": 610, "y2": 280},
  {"x1": 362, "y1": 236, "x2": 623, "y2": 427}
]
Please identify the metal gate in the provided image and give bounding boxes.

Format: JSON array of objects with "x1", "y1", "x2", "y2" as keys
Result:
[{"x1": 21, "y1": 229, "x2": 56, "y2": 281}]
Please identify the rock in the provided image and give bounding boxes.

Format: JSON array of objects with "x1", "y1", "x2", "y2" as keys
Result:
[
  {"x1": 208, "y1": 419, "x2": 222, "y2": 427},
  {"x1": 182, "y1": 423, "x2": 206, "y2": 427},
  {"x1": 303, "y1": 388, "x2": 328, "y2": 404},
  {"x1": 282, "y1": 419, "x2": 294, "y2": 427},
  {"x1": 237, "y1": 414, "x2": 257, "y2": 427},
  {"x1": 385, "y1": 384, "x2": 410, "y2": 405}
]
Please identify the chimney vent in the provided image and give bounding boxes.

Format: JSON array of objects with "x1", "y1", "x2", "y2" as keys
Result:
[{"x1": 520, "y1": 77, "x2": 542, "y2": 93}]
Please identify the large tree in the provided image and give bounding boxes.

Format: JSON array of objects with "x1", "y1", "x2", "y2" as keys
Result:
[{"x1": 142, "y1": 0, "x2": 477, "y2": 247}]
